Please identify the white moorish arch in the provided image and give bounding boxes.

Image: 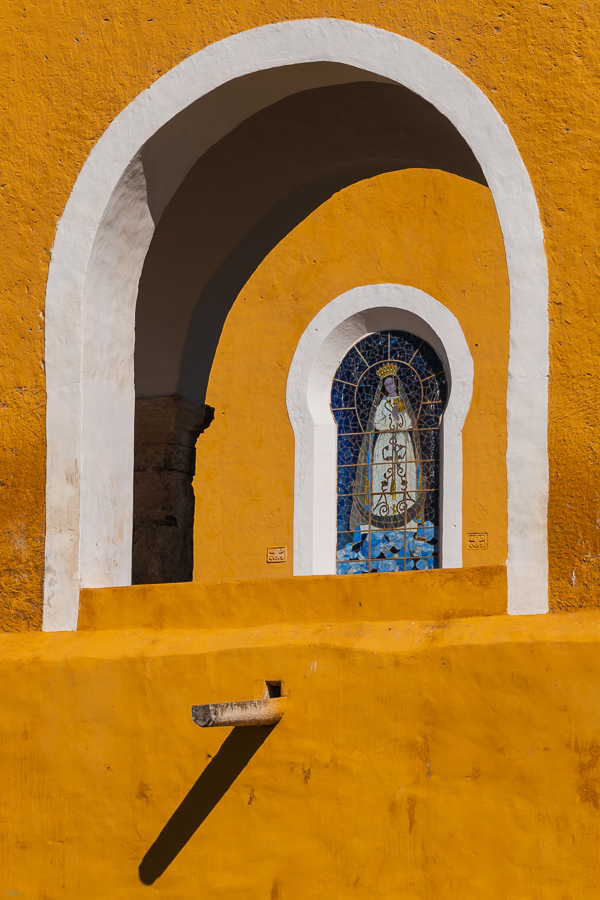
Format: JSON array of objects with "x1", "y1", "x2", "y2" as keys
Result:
[
  {"x1": 44, "y1": 18, "x2": 548, "y2": 630},
  {"x1": 286, "y1": 284, "x2": 473, "y2": 576}
]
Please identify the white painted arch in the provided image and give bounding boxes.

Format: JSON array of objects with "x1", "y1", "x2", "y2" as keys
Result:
[
  {"x1": 286, "y1": 285, "x2": 474, "y2": 577},
  {"x1": 44, "y1": 18, "x2": 548, "y2": 630}
]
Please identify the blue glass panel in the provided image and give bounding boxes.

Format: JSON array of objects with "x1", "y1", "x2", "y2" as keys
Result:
[
  {"x1": 418, "y1": 430, "x2": 437, "y2": 458},
  {"x1": 356, "y1": 332, "x2": 389, "y2": 363},
  {"x1": 337, "y1": 464, "x2": 368, "y2": 498},
  {"x1": 423, "y1": 495, "x2": 439, "y2": 522},
  {"x1": 421, "y1": 408, "x2": 442, "y2": 430},
  {"x1": 331, "y1": 328, "x2": 444, "y2": 577},
  {"x1": 378, "y1": 557, "x2": 414, "y2": 572},
  {"x1": 335, "y1": 346, "x2": 367, "y2": 386},
  {"x1": 336, "y1": 465, "x2": 353, "y2": 496},
  {"x1": 336, "y1": 495, "x2": 354, "y2": 532},
  {"x1": 333, "y1": 407, "x2": 360, "y2": 435},
  {"x1": 388, "y1": 332, "x2": 416, "y2": 359},
  {"x1": 331, "y1": 378, "x2": 358, "y2": 411},
  {"x1": 409, "y1": 349, "x2": 431, "y2": 378},
  {"x1": 337, "y1": 560, "x2": 369, "y2": 575},
  {"x1": 371, "y1": 559, "x2": 398, "y2": 573},
  {"x1": 331, "y1": 380, "x2": 347, "y2": 410},
  {"x1": 337, "y1": 433, "x2": 363, "y2": 467},
  {"x1": 417, "y1": 460, "x2": 437, "y2": 484},
  {"x1": 337, "y1": 530, "x2": 364, "y2": 552}
]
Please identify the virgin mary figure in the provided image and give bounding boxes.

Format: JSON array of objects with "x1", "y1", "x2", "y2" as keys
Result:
[{"x1": 349, "y1": 361, "x2": 423, "y2": 534}]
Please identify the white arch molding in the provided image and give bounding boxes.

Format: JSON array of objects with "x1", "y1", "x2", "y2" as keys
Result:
[
  {"x1": 286, "y1": 285, "x2": 473, "y2": 576},
  {"x1": 44, "y1": 18, "x2": 549, "y2": 630}
]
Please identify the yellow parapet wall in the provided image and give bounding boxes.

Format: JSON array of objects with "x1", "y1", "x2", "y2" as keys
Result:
[
  {"x1": 79, "y1": 565, "x2": 507, "y2": 630},
  {"x1": 2, "y1": 597, "x2": 600, "y2": 895}
]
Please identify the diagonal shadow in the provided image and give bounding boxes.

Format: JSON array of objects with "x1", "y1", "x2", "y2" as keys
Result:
[{"x1": 139, "y1": 724, "x2": 276, "y2": 885}]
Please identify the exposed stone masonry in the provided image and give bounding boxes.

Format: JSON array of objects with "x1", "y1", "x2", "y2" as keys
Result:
[{"x1": 132, "y1": 395, "x2": 213, "y2": 584}]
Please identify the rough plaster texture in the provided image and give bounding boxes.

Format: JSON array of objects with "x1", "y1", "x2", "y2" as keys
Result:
[
  {"x1": 0, "y1": 2, "x2": 593, "y2": 617},
  {"x1": 0, "y1": 6, "x2": 598, "y2": 892},
  {"x1": 3, "y1": 578, "x2": 600, "y2": 895},
  {"x1": 79, "y1": 565, "x2": 508, "y2": 630}
]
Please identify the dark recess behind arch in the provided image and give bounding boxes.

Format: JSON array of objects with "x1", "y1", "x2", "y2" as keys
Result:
[{"x1": 134, "y1": 80, "x2": 486, "y2": 404}]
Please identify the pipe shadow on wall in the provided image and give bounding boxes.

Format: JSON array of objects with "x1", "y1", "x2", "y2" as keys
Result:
[{"x1": 138, "y1": 724, "x2": 276, "y2": 885}]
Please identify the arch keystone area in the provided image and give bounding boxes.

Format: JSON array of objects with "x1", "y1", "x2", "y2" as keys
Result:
[{"x1": 44, "y1": 18, "x2": 548, "y2": 629}]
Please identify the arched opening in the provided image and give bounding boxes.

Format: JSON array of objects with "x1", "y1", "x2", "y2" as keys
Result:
[
  {"x1": 43, "y1": 20, "x2": 548, "y2": 629},
  {"x1": 131, "y1": 79, "x2": 484, "y2": 584},
  {"x1": 286, "y1": 284, "x2": 473, "y2": 576}
]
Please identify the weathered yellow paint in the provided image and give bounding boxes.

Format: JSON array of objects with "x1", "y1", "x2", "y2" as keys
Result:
[
  {"x1": 195, "y1": 169, "x2": 509, "y2": 581},
  {"x1": 79, "y1": 564, "x2": 507, "y2": 630},
  {"x1": 2, "y1": 4, "x2": 600, "y2": 892},
  {"x1": 2, "y1": 581, "x2": 600, "y2": 895},
  {"x1": 0, "y1": 0, "x2": 600, "y2": 629},
  {"x1": 0, "y1": 0, "x2": 600, "y2": 900},
  {"x1": 0, "y1": 0, "x2": 599, "y2": 624}
]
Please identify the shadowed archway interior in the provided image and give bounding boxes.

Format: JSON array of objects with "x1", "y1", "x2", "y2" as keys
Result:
[{"x1": 132, "y1": 80, "x2": 487, "y2": 584}]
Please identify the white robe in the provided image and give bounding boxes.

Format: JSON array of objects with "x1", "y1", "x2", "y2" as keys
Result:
[{"x1": 370, "y1": 396, "x2": 419, "y2": 520}]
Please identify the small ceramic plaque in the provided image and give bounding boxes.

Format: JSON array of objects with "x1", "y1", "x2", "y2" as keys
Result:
[{"x1": 267, "y1": 546, "x2": 287, "y2": 563}]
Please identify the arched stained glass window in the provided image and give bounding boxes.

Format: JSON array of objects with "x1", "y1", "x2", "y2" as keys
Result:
[{"x1": 332, "y1": 330, "x2": 447, "y2": 574}]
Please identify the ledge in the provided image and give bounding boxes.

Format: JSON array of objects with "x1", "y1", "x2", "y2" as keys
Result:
[{"x1": 78, "y1": 565, "x2": 507, "y2": 631}]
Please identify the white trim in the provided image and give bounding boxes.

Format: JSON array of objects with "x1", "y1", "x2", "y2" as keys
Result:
[
  {"x1": 286, "y1": 285, "x2": 473, "y2": 576},
  {"x1": 44, "y1": 18, "x2": 548, "y2": 629}
]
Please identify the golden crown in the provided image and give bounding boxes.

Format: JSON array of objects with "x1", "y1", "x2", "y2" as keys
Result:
[{"x1": 376, "y1": 362, "x2": 398, "y2": 380}]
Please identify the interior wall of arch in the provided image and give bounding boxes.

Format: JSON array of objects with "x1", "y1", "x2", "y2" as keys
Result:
[{"x1": 188, "y1": 168, "x2": 509, "y2": 582}]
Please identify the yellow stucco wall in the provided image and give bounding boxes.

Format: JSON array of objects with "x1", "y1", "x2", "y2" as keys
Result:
[
  {"x1": 2, "y1": 574, "x2": 600, "y2": 896},
  {"x1": 194, "y1": 169, "x2": 509, "y2": 582},
  {"x1": 1, "y1": 6, "x2": 599, "y2": 894},
  {"x1": 1, "y1": 1, "x2": 598, "y2": 624},
  {"x1": 78, "y1": 565, "x2": 508, "y2": 629}
]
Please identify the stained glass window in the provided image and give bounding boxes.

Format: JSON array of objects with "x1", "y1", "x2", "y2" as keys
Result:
[{"x1": 332, "y1": 330, "x2": 447, "y2": 574}]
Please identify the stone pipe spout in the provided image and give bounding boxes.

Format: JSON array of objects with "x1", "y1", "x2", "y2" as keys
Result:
[{"x1": 192, "y1": 682, "x2": 286, "y2": 727}]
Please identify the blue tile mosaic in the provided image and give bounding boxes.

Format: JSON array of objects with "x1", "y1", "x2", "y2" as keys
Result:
[
  {"x1": 331, "y1": 378, "x2": 357, "y2": 411},
  {"x1": 335, "y1": 346, "x2": 367, "y2": 386},
  {"x1": 331, "y1": 329, "x2": 446, "y2": 575},
  {"x1": 333, "y1": 407, "x2": 360, "y2": 435}
]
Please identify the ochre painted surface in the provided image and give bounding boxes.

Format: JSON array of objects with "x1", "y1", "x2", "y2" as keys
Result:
[
  {"x1": 0, "y1": 4, "x2": 597, "y2": 612},
  {"x1": 2, "y1": 604, "x2": 600, "y2": 895},
  {"x1": 2, "y1": 6, "x2": 600, "y2": 896},
  {"x1": 0, "y1": 383, "x2": 45, "y2": 631},
  {"x1": 78, "y1": 564, "x2": 507, "y2": 630},
  {"x1": 195, "y1": 169, "x2": 509, "y2": 581}
]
